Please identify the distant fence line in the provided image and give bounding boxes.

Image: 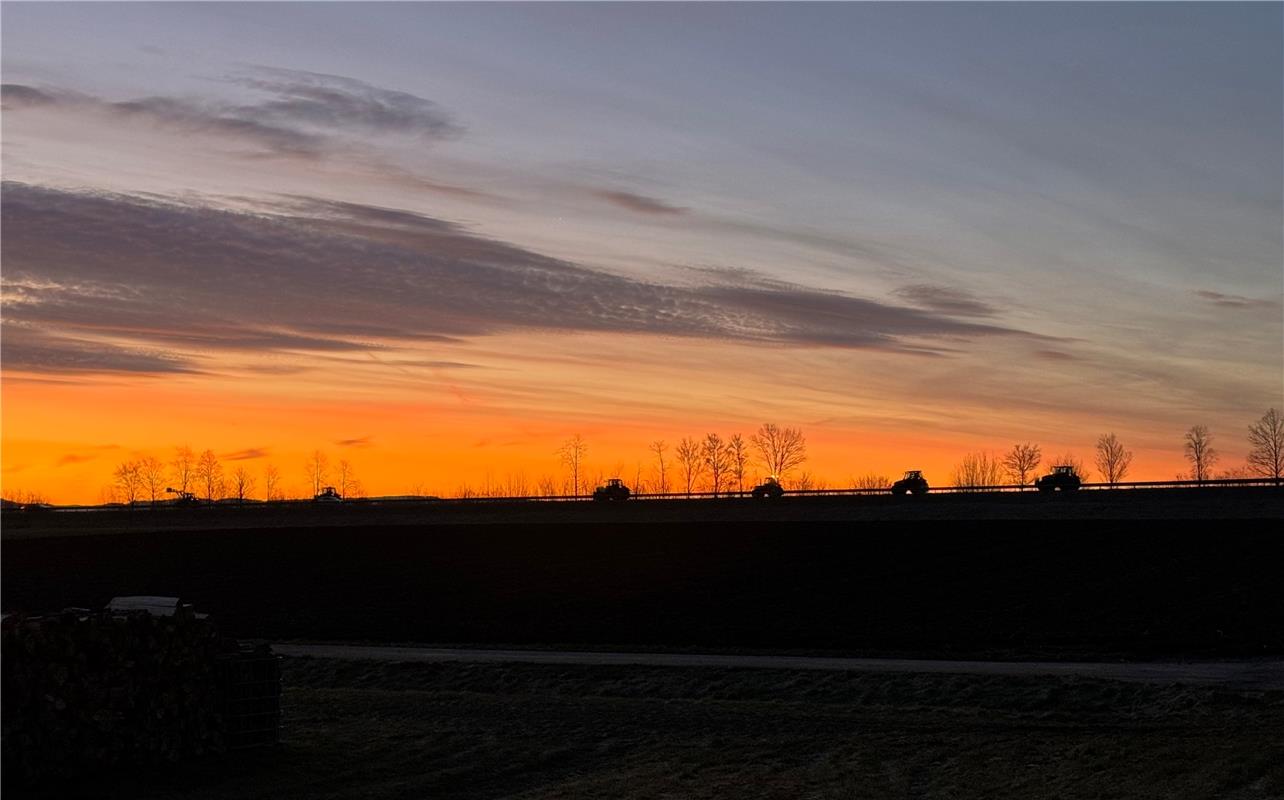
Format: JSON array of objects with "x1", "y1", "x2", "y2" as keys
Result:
[{"x1": 14, "y1": 477, "x2": 1283, "y2": 513}]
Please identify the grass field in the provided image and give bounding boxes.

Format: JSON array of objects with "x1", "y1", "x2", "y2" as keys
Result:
[
  {"x1": 44, "y1": 657, "x2": 1284, "y2": 799},
  {"x1": 4, "y1": 521, "x2": 1281, "y2": 660}
]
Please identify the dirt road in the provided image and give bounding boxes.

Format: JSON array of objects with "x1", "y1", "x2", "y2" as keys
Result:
[{"x1": 275, "y1": 644, "x2": 1284, "y2": 689}]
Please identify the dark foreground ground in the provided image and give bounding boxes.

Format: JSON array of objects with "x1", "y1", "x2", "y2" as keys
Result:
[
  {"x1": 39, "y1": 658, "x2": 1284, "y2": 800},
  {"x1": 3, "y1": 518, "x2": 1281, "y2": 660}
]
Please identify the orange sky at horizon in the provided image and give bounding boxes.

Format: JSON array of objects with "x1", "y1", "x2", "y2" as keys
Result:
[{"x1": 0, "y1": 328, "x2": 1211, "y2": 504}]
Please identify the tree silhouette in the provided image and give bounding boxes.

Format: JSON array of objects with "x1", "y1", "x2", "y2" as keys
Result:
[
  {"x1": 1094, "y1": 433, "x2": 1133, "y2": 485},
  {"x1": 1247, "y1": 408, "x2": 1284, "y2": 481},
  {"x1": 113, "y1": 461, "x2": 143, "y2": 503},
  {"x1": 702, "y1": 433, "x2": 732, "y2": 496},
  {"x1": 750, "y1": 423, "x2": 807, "y2": 487},
  {"x1": 138, "y1": 455, "x2": 167, "y2": 504},
  {"x1": 171, "y1": 446, "x2": 196, "y2": 495},
  {"x1": 1184, "y1": 425, "x2": 1217, "y2": 483},
  {"x1": 952, "y1": 452, "x2": 1002, "y2": 490},
  {"x1": 1002, "y1": 443, "x2": 1041, "y2": 489},
  {"x1": 557, "y1": 435, "x2": 587, "y2": 496},
  {"x1": 306, "y1": 450, "x2": 330, "y2": 496},
  {"x1": 649, "y1": 440, "x2": 668, "y2": 493},
  {"x1": 852, "y1": 473, "x2": 891, "y2": 490},
  {"x1": 195, "y1": 449, "x2": 224, "y2": 501},
  {"x1": 263, "y1": 464, "x2": 283, "y2": 501},
  {"x1": 230, "y1": 466, "x2": 255, "y2": 503},
  {"x1": 728, "y1": 434, "x2": 749, "y2": 495},
  {"x1": 675, "y1": 437, "x2": 704, "y2": 496},
  {"x1": 337, "y1": 459, "x2": 361, "y2": 498}
]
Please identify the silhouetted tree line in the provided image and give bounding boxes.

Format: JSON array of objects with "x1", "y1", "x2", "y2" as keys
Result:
[{"x1": 34, "y1": 407, "x2": 1284, "y2": 505}]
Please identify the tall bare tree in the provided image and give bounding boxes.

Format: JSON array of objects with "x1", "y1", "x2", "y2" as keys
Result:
[
  {"x1": 702, "y1": 433, "x2": 733, "y2": 496},
  {"x1": 113, "y1": 460, "x2": 143, "y2": 503},
  {"x1": 675, "y1": 436, "x2": 704, "y2": 495},
  {"x1": 263, "y1": 464, "x2": 283, "y2": 501},
  {"x1": 138, "y1": 455, "x2": 167, "y2": 503},
  {"x1": 171, "y1": 445, "x2": 196, "y2": 495},
  {"x1": 1247, "y1": 407, "x2": 1284, "y2": 481},
  {"x1": 952, "y1": 452, "x2": 1003, "y2": 490},
  {"x1": 230, "y1": 465, "x2": 256, "y2": 502},
  {"x1": 306, "y1": 450, "x2": 330, "y2": 496},
  {"x1": 336, "y1": 459, "x2": 362, "y2": 498},
  {"x1": 1184, "y1": 425, "x2": 1217, "y2": 483},
  {"x1": 649, "y1": 440, "x2": 668, "y2": 493},
  {"x1": 1002, "y1": 443, "x2": 1042, "y2": 489},
  {"x1": 727, "y1": 434, "x2": 749, "y2": 495},
  {"x1": 557, "y1": 434, "x2": 587, "y2": 496},
  {"x1": 750, "y1": 423, "x2": 807, "y2": 486},
  {"x1": 195, "y1": 449, "x2": 224, "y2": 501},
  {"x1": 1094, "y1": 433, "x2": 1133, "y2": 485}
]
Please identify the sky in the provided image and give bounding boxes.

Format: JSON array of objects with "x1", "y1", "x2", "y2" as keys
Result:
[{"x1": 2, "y1": 2, "x2": 1281, "y2": 502}]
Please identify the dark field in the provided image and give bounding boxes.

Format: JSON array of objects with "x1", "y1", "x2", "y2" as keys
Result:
[
  {"x1": 3, "y1": 516, "x2": 1281, "y2": 660},
  {"x1": 48, "y1": 658, "x2": 1284, "y2": 800}
]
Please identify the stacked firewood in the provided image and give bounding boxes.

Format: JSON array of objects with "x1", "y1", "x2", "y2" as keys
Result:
[{"x1": 1, "y1": 606, "x2": 226, "y2": 785}]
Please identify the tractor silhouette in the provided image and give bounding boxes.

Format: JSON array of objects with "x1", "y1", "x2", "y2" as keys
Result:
[
  {"x1": 891, "y1": 470, "x2": 929, "y2": 496},
  {"x1": 1035, "y1": 465, "x2": 1081, "y2": 494},
  {"x1": 751, "y1": 477, "x2": 784, "y2": 499},
  {"x1": 593, "y1": 478, "x2": 631, "y2": 501},
  {"x1": 313, "y1": 486, "x2": 343, "y2": 502}
]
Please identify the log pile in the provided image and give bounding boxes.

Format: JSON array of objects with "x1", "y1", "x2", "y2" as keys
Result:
[{"x1": 1, "y1": 605, "x2": 228, "y2": 786}]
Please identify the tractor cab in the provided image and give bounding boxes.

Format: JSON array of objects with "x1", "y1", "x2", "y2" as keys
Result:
[
  {"x1": 891, "y1": 470, "x2": 929, "y2": 496},
  {"x1": 593, "y1": 478, "x2": 631, "y2": 501},
  {"x1": 1035, "y1": 466, "x2": 1081, "y2": 493},
  {"x1": 751, "y1": 476, "x2": 784, "y2": 499},
  {"x1": 314, "y1": 486, "x2": 343, "y2": 502}
]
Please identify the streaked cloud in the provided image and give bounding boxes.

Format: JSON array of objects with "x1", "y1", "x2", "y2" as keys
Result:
[
  {"x1": 1, "y1": 182, "x2": 1054, "y2": 376},
  {"x1": 334, "y1": 437, "x2": 373, "y2": 448},
  {"x1": 593, "y1": 190, "x2": 687, "y2": 215},
  {"x1": 893, "y1": 285, "x2": 997, "y2": 318},
  {"x1": 221, "y1": 447, "x2": 270, "y2": 461},
  {"x1": 1193, "y1": 289, "x2": 1279, "y2": 311}
]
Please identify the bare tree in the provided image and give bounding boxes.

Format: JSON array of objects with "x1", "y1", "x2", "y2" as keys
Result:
[
  {"x1": 727, "y1": 434, "x2": 749, "y2": 495},
  {"x1": 952, "y1": 452, "x2": 1002, "y2": 491},
  {"x1": 1247, "y1": 407, "x2": 1284, "y2": 481},
  {"x1": 750, "y1": 423, "x2": 807, "y2": 486},
  {"x1": 793, "y1": 472, "x2": 824, "y2": 491},
  {"x1": 171, "y1": 445, "x2": 196, "y2": 495},
  {"x1": 1094, "y1": 433, "x2": 1133, "y2": 485},
  {"x1": 263, "y1": 464, "x2": 283, "y2": 501},
  {"x1": 1184, "y1": 425, "x2": 1217, "y2": 483},
  {"x1": 675, "y1": 436, "x2": 704, "y2": 495},
  {"x1": 1001, "y1": 443, "x2": 1042, "y2": 489},
  {"x1": 702, "y1": 433, "x2": 733, "y2": 496},
  {"x1": 113, "y1": 460, "x2": 143, "y2": 504},
  {"x1": 336, "y1": 459, "x2": 362, "y2": 498},
  {"x1": 138, "y1": 455, "x2": 167, "y2": 503},
  {"x1": 195, "y1": 449, "x2": 224, "y2": 501},
  {"x1": 537, "y1": 475, "x2": 558, "y2": 496},
  {"x1": 648, "y1": 440, "x2": 668, "y2": 493},
  {"x1": 557, "y1": 434, "x2": 587, "y2": 496},
  {"x1": 306, "y1": 450, "x2": 330, "y2": 496},
  {"x1": 230, "y1": 466, "x2": 256, "y2": 503},
  {"x1": 852, "y1": 473, "x2": 891, "y2": 491}
]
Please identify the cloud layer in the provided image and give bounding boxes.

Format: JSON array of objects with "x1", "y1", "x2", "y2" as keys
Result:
[{"x1": 1, "y1": 182, "x2": 1048, "y2": 375}]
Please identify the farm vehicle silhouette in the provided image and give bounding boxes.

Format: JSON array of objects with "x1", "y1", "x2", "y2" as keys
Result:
[{"x1": 1035, "y1": 466, "x2": 1081, "y2": 493}]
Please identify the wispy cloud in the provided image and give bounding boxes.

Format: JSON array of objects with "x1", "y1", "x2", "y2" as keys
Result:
[
  {"x1": 593, "y1": 189, "x2": 687, "y2": 216},
  {"x1": 893, "y1": 284, "x2": 997, "y2": 317},
  {"x1": 2, "y1": 68, "x2": 461, "y2": 160},
  {"x1": 334, "y1": 437, "x2": 372, "y2": 448},
  {"x1": 221, "y1": 447, "x2": 269, "y2": 461},
  {"x1": 1193, "y1": 289, "x2": 1279, "y2": 311},
  {"x1": 1, "y1": 182, "x2": 1054, "y2": 376}
]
